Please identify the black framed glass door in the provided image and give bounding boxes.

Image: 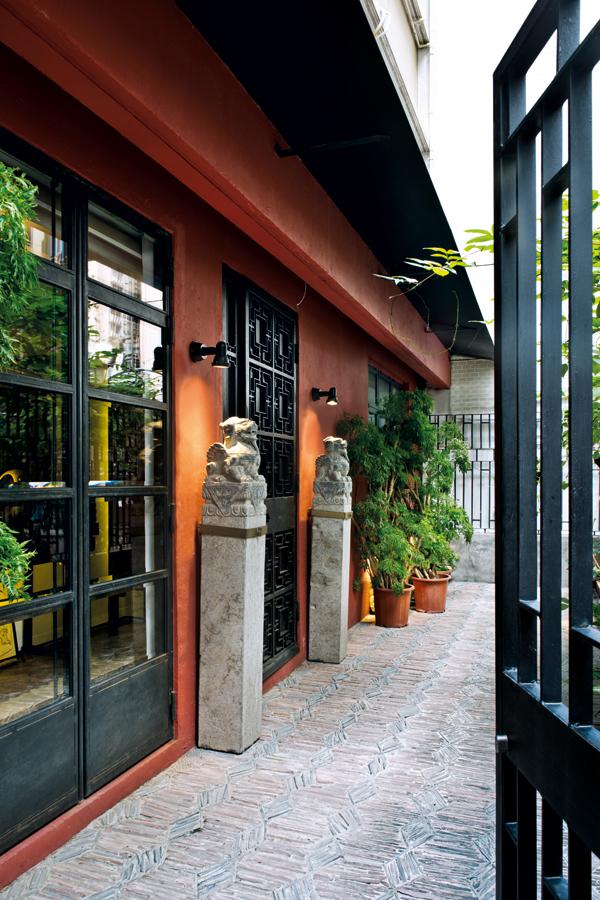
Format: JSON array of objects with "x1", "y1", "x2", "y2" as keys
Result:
[
  {"x1": 223, "y1": 268, "x2": 298, "y2": 679},
  {"x1": 0, "y1": 134, "x2": 173, "y2": 851}
]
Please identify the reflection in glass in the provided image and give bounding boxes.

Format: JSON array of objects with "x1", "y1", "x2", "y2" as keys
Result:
[
  {"x1": 89, "y1": 495, "x2": 164, "y2": 585},
  {"x1": 0, "y1": 284, "x2": 69, "y2": 383},
  {"x1": 89, "y1": 400, "x2": 164, "y2": 486},
  {"x1": 87, "y1": 202, "x2": 163, "y2": 307},
  {"x1": 88, "y1": 301, "x2": 163, "y2": 400},
  {"x1": 0, "y1": 389, "x2": 68, "y2": 487},
  {"x1": 0, "y1": 605, "x2": 69, "y2": 726},
  {"x1": 0, "y1": 501, "x2": 69, "y2": 597},
  {"x1": 90, "y1": 582, "x2": 165, "y2": 681},
  {"x1": 27, "y1": 181, "x2": 67, "y2": 266}
]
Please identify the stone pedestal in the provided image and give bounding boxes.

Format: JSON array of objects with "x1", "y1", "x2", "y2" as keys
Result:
[
  {"x1": 308, "y1": 438, "x2": 352, "y2": 664},
  {"x1": 198, "y1": 419, "x2": 267, "y2": 754}
]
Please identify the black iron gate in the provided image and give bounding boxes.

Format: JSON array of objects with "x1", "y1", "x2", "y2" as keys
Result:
[
  {"x1": 495, "y1": 2, "x2": 599, "y2": 896},
  {"x1": 223, "y1": 269, "x2": 298, "y2": 679}
]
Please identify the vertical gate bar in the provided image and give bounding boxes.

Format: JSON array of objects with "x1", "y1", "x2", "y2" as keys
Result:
[
  {"x1": 516, "y1": 771, "x2": 537, "y2": 898},
  {"x1": 540, "y1": 101, "x2": 565, "y2": 703},
  {"x1": 568, "y1": 828, "x2": 591, "y2": 897},
  {"x1": 558, "y1": 0, "x2": 580, "y2": 67},
  {"x1": 516, "y1": 130, "x2": 539, "y2": 681},
  {"x1": 500, "y1": 756, "x2": 519, "y2": 899},
  {"x1": 541, "y1": 799, "x2": 563, "y2": 893},
  {"x1": 495, "y1": 68, "x2": 523, "y2": 897},
  {"x1": 567, "y1": 66, "x2": 593, "y2": 725}
]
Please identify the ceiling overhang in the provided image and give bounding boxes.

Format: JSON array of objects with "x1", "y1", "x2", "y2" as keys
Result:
[{"x1": 177, "y1": 0, "x2": 493, "y2": 361}]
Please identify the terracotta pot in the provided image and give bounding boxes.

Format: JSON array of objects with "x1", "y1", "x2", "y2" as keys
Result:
[
  {"x1": 374, "y1": 586, "x2": 412, "y2": 628},
  {"x1": 434, "y1": 568, "x2": 452, "y2": 580},
  {"x1": 412, "y1": 576, "x2": 449, "y2": 614}
]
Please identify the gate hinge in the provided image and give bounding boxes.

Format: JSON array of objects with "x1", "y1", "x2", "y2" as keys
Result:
[
  {"x1": 496, "y1": 734, "x2": 509, "y2": 754},
  {"x1": 169, "y1": 690, "x2": 177, "y2": 722}
]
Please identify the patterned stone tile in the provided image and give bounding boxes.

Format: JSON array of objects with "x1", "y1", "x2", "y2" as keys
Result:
[{"x1": 2, "y1": 583, "x2": 497, "y2": 900}]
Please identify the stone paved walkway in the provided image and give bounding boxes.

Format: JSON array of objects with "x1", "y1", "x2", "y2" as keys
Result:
[{"x1": 3, "y1": 582, "x2": 496, "y2": 900}]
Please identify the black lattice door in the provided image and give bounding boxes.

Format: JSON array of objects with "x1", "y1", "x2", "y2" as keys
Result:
[{"x1": 223, "y1": 269, "x2": 298, "y2": 678}]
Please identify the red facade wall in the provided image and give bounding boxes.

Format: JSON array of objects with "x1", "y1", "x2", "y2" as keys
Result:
[
  {"x1": 0, "y1": 0, "x2": 450, "y2": 389},
  {"x1": 0, "y1": 47, "x2": 420, "y2": 884}
]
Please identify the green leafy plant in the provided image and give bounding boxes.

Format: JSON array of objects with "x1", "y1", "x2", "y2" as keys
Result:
[
  {"x1": 0, "y1": 521, "x2": 35, "y2": 602},
  {"x1": 352, "y1": 495, "x2": 414, "y2": 593},
  {"x1": 0, "y1": 162, "x2": 40, "y2": 368},
  {"x1": 337, "y1": 389, "x2": 473, "y2": 585}
]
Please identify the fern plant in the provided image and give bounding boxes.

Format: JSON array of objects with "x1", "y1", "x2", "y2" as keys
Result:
[
  {"x1": 0, "y1": 161, "x2": 40, "y2": 368},
  {"x1": 0, "y1": 521, "x2": 35, "y2": 602}
]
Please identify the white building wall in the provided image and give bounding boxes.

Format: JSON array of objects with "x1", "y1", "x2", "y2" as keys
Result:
[
  {"x1": 360, "y1": 0, "x2": 431, "y2": 159},
  {"x1": 429, "y1": 355, "x2": 494, "y2": 415}
]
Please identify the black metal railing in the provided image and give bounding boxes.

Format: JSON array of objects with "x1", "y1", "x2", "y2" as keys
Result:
[
  {"x1": 431, "y1": 413, "x2": 495, "y2": 531},
  {"x1": 432, "y1": 412, "x2": 600, "y2": 533}
]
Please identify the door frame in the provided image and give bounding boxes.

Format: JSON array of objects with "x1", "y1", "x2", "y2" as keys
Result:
[{"x1": 0, "y1": 128, "x2": 174, "y2": 851}]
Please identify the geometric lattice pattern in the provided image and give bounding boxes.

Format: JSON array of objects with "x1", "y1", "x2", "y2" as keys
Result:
[{"x1": 0, "y1": 584, "x2": 519, "y2": 900}]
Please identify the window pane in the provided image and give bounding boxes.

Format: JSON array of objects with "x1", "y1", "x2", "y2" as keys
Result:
[
  {"x1": 89, "y1": 495, "x2": 165, "y2": 585},
  {"x1": 88, "y1": 202, "x2": 164, "y2": 308},
  {"x1": 0, "y1": 501, "x2": 70, "y2": 598},
  {"x1": 368, "y1": 368, "x2": 377, "y2": 409},
  {"x1": 28, "y1": 182, "x2": 67, "y2": 266},
  {"x1": 0, "y1": 284, "x2": 69, "y2": 383},
  {"x1": 0, "y1": 388, "x2": 68, "y2": 487},
  {"x1": 0, "y1": 605, "x2": 70, "y2": 726},
  {"x1": 88, "y1": 301, "x2": 163, "y2": 401},
  {"x1": 90, "y1": 581, "x2": 166, "y2": 681},
  {"x1": 89, "y1": 400, "x2": 164, "y2": 487}
]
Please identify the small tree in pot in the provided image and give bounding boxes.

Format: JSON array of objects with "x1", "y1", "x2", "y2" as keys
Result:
[
  {"x1": 353, "y1": 495, "x2": 414, "y2": 627},
  {"x1": 338, "y1": 389, "x2": 472, "y2": 619}
]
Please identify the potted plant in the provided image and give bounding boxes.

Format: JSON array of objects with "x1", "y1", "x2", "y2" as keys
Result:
[
  {"x1": 353, "y1": 496, "x2": 414, "y2": 627},
  {"x1": 338, "y1": 389, "x2": 472, "y2": 618},
  {"x1": 409, "y1": 511, "x2": 456, "y2": 613}
]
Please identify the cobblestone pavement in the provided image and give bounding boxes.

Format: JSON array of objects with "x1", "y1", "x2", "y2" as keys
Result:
[{"x1": 3, "y1": 582, "x2": 496, "y2": 900}]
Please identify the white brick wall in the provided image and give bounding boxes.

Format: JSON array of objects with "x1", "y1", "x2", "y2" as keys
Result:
[{"x1": 429, "y1": 356, "x2": 494, "y2": 414}]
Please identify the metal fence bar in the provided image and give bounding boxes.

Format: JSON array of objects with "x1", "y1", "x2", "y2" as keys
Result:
[{"x1": 431, "y1": 413, "x2": 599, "y2": 536}]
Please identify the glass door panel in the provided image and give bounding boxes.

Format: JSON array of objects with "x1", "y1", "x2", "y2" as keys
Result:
[
  {"x1": 0, "y1": 605, "x2": 70, "y2": 725},
  {"x1": 89, "y1": 581, "x2": 166, "y2": 681},
  {"x1": 89, "y1": 400, "x2": 165, "y2": 486},
  {"x1": 89, "y1": 495, "x2": 166, "y2": 584},
  {"x1": 0, "y1": 284, "x2": 69, "y2": 382},
  {"x1": 0, "y1": 387, "x2": 69, "y2": 487},
  {"x1": 84, "y1": 202, "x2": 171, "y2": 796},
  {"x1": 88, "y1": 300, "x2": 163, "y2": 400},
  {"x1": 0, "y1": 143, "x2": 172, "y2": 852}
]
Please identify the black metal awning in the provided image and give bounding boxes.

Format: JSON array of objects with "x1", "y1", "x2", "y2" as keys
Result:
[{"x1": 177, "y1": 0, "x2": 494, "y2": 361}]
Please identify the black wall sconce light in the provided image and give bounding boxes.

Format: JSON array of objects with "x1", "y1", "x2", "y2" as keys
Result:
[
  {"x1": 189, "y1": 340, "x2": 230, "y2": 368},
  {"x1": 152, "y1": 346, "x2": 164, "y2": 373},
  {"x1": 311, "y1": 386, "x2": 338, "y2": 406}
]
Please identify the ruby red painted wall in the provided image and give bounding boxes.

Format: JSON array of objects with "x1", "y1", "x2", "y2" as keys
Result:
[{"x1": 0, "y1": 45, "x2": 419, "y2": 887}]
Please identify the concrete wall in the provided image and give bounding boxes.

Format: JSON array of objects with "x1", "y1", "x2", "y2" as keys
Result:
[{"x1": 453, "y1": 533, "x2": 570, "y2": 591}]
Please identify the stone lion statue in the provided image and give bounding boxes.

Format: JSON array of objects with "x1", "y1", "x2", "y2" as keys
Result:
[
  {"x1": 315, "y1": 436, "x2": 351, "y2": 482},
  {"x1": 206, "y1": 417, "x2": 265, "y2": 483}
]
